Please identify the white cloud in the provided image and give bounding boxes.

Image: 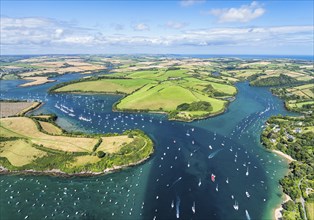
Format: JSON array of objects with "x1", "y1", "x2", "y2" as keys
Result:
[
  {"x1": 165, "y1": 21, "x2": 187, "y2": 29},
  {"x1": 1, "y1": 16, "x2": 312, "y2": 54},
  {"x1": 180, "y1": 0, "x2": 205, "y2": 7},
  {"x1": 209, "y1": 1, "x2": 265, "y2": 23},
  {"x1": 133, "y1": 23, "x2": 150, "y2": 31}
]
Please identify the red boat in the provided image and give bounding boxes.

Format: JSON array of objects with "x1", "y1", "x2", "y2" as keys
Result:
[{"x1": 211, "y1": 174, "x2": 216, "y2": 182}]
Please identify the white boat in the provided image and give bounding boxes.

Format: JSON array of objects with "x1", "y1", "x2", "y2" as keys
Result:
[
  {"x1": 79, "y1": 116, "x2": 92, "y2": 122},
  {"x1": 171, "y1": 200, "x2": 174, "y2": 209},
  {"x1": 209, "y1": 145, "x2": 212, "y2": 149},
  {"x1": 246, "y1": 167, "x2": 249, "y2": 176},
  {"x1": 216, "y1": 184, "x2": 219, "y2": 192},
  {"x1": 226, "y1": 178, "x2": 229, "y2": 184},
  {"x1": 192, "y1": 201, "x2": 195, "y2": 214},
  {"x1": 233, "y1": 201, "x2": 239, "y2": 210},
  {"x1": 246, "y1": 191, "x2": 250, "y2": 198},
  {"x1": 198, "y1": 178, "x2": 202, "y2": 187}
]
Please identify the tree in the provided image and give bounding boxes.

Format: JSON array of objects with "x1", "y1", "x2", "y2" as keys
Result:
[
  {"x1": 282, "y1": 200, "x2": 296, "y2": 211},
  {"x1": 97, "y1": 151, "x2": 106, "y2": 158}
]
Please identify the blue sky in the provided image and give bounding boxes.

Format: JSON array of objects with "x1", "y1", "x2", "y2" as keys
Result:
[{"x1": 1, "y1": 0, "x2": 313, "y2": 55}]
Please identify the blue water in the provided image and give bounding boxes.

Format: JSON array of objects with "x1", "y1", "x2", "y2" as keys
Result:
[{"x1": 0, "y1": 73, "x2": 296, "y2": 219}]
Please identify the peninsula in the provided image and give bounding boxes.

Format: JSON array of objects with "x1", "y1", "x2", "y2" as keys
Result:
[{"x1": 0, "y1": 103, "x2": 154, "y2": 176}]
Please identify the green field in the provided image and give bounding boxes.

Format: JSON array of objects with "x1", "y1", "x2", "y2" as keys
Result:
[
  {"x1": 306, "y1": 202, "x2": 314, "y2": 220},
  {"x1": 56, "y1": 78, "x2": 154, "y2": 94},
  {"x1": 54, "y1": 69, "x2": 235, "y2": 121},
  {"x1": 117, "y1": 82, "x2": 226, "y2": 113},
  {"x1": 0, "y1": 116, "x2": 154, "y2": 174},
  {"x1": 0, "y1": 139, "x2": 47, "y2": 167}
]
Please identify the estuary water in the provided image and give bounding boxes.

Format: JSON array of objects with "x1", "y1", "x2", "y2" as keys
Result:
[{"x1": 0, "y1": 73, "x2": 294, "y2": 220}]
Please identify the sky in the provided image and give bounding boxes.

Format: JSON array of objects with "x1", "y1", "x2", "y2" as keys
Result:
[{"x1": 1, "y1": 0, "x2": 313, "y2": 55}]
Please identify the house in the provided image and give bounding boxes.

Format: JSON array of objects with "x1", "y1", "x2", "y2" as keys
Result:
[{"x1": 294, "y1": 128, "x2": 302, "y2": 133}]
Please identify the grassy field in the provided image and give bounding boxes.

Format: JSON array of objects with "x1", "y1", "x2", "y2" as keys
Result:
[
  {"x1": 306, "y1": 202, "x2": 314, "y2": 220},
  {"x1": 0, "y1": 139, "x2": 47, "y2": 166},
  {"x1": 55, "y1": 69, "x2": 233, "y2": 121},
  {"x1": 39, "y1": 121, "x2": 63, "y2": 135},
  {"x1": 56, "y1": 78, "x2": 154, "y2": 94},
  {"x1": 70, "y1": 155, "x2": 101, "y2": 167},
  {"x1": 287, "y1": 83, "x2": 314, "y2": 99},
  {"x1": 117, "y1": 82, "x2": 226, "y2": 113},
  {"x1": 1, "y1": 117, "x2": 97, "y2": 152},
  {"x1": 286, "y1": 100, "x2": 314, "y2": 109},
  {"x1": 98, "y1": 136, "x2": 133, "y2": 153},
  {"x1": 0, "y1": 117, "x2": 154, "y2": 173}
]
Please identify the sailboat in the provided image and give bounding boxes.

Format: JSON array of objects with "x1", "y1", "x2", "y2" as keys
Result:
[
  {"x1": 246, "y1": 191, "x2": 250, "y2": 198},
  {"x1": 198, "y1": 178, "x2": 202, "y2": 187},
  {"x1": 192, "y1": 202, "x2": 195, "y2": 214},
  {"x1": 233, "y1": 201, "x2": 239, "y2": 210}
]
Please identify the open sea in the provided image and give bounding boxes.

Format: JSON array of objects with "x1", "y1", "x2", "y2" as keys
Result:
[{"x1": 0, "y1": 69, "x2": 298, "y2": 219}]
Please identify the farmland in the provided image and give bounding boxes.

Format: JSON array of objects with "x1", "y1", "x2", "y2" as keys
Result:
[
  {"x1": 0, "y1": 116, "x2": 154, "y2": 174},
  {"x1": 53, "y1": 68, "x2": 235, "y2": 121},
  {"x1": 0, "y1": 101, "x2": 41, "y2": 118}
]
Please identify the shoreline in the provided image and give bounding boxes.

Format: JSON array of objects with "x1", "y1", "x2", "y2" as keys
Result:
[
  {"x1": 271, "y1": 149, "x2": 295, "y2": 220},
  {"x1": 19, "y1": 77, "x2": 56, "y2": 87},
  {"x1": 272, "y1": 149, "x2": 296, "y2": 163},
  {"x1": 274, "y1": 194, "x2": 292, "y2": 220},
  {"x1": 0, "y1": 155, "x2": 152, "y2": 177}
]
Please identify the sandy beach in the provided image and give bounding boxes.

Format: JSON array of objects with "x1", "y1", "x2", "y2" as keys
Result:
[
  {"x1": 272, "y1": 149, "x2": 294, "y2": 220},
  {"x1": 274, "y1": 194, "x2": 292, "y2": 220},
  {"x1": 272, "y1": 150, "x2": 296, "y2": 163}
]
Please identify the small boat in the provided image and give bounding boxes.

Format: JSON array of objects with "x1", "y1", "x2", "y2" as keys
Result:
[
  {"x1": 216, "y1": 184, "x2": 219, "y2": 192},
  {"x1": 209, "y1": 145, "x2": 212, "y2": 150},
  {"x1": 226, "y1": 178, "x2": 229, "y2": 184},
  {"x1": 246, "y1": 191, "x2": 250, "y2": 198},
  {"x1": 211, "y1": 174, "x2": 216, "y2": 182},
  {"x1": 192, "y1": 201, "x2": 195, "y2": 214},
  {"x1": 246, "y1": 167, "x2": 249, "y2": 176},
  {"x1": 233, "y1": 201, "x2": 239, "y2": 210},
  {"x1": 171, "y1": 200, "x2": 174, "y2": 208},
  {"x1": 198, "y1": 178, "x2": 202, "y2": 187}
]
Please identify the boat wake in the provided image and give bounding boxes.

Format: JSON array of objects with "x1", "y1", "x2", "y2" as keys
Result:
[{"x1": 208, "y1": 149, "x2": 223, "y2": 159}]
